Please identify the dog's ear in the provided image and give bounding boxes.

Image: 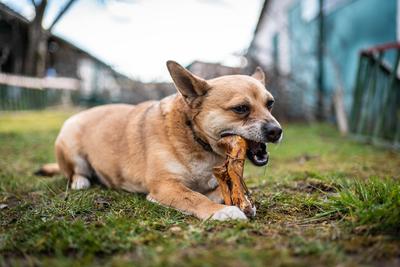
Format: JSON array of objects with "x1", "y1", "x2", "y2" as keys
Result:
[
  {"x1": 166, "y1": 60, "x2": 210, "y2": 105},
  {"x1": 251, "y1": 66, "x2": 266, "y2": 85}
]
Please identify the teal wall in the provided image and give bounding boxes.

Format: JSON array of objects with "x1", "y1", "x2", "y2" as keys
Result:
[
  {"x1": 288, "y1": 0, "x2": 397, "y2": 118},
  {"x1": 288, "y1": 3, "x2": 318, "y2": 113}
]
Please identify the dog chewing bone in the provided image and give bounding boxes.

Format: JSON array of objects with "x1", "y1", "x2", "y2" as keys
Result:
[
  {"x1": 35, "y1": 61, "x2": 281, "y2": 221},
  {"x1": 213, "y1": 135, "x2": 256, "y2": 218}
]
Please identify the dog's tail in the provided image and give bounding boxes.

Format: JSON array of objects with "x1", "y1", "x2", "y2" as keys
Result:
[{"x1": 34, "y1": 163, "x2": 60, "y2": 177}]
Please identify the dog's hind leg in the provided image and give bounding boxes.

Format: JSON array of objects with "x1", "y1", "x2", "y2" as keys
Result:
[
  {"x1": 70, "y1": 156, "x2": 92, "y2": 190},
  {"x1": 56, "y1": 143, "x2": 92, "y2": 190},
  {"x1": 71, "y1": 174, "x2": 91, "y2": 190}
]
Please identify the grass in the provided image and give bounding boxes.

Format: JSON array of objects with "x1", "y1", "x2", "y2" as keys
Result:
[
  {"x1": 314, "y1": 178, "x2": 400, "y2": 234},
  {"x1": 1, "y1": 110, "x2": 400, "y2": 267}
]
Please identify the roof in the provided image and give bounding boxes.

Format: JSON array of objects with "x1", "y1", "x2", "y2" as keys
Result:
[
  {"x1": 0, "y1": 2, "x2": 130, "y2": 80},
  {"x1": 0, "y1": 2, "x2": 29, "y2": 23},
  {"x1": 248, "y1": 0, "x2": 269, "y2": 51},
  {"x1": 186, "y1": 60, "x2": 237, "y2": 70},
  {"x1": 253, "y1": 0, "x2": 269, "y2": 37}
]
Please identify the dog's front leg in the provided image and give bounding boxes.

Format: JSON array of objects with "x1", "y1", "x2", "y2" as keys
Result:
[
  {"x1": 147, "y1": 179, "x2": 247, "y2": 220},
  {"x1": 205, "y1": 186, "x2": 224, "y2": 204}
]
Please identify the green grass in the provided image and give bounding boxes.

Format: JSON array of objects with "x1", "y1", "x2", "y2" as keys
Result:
[
  {"x1": 313, "y1": 178, "x2": 400, "y2": 234},
  {"x1": 1, "y1": 110, "x2": 400, "y2": 267}
]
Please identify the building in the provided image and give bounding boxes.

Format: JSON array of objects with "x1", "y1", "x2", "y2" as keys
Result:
[
  {"x1": 186, "y1": 61, "x2": 242, "y2": 80},
  {"x1": 0, "y1": 3, "x2": 174, "y2": 107},
  {"x1": 247, "y1": 0, "x2": 398, "y2": 121}
]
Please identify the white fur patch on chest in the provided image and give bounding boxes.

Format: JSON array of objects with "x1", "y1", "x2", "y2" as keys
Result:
[
  {"x1": 188, "y1": 158, "x2": 219, "y2": 193},
  {"x1": 157, "y1": 145, "x2": 222, "y2": 193}
]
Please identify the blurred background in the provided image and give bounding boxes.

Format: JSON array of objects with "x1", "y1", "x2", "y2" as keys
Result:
[
  {"x1": 0, "y1": 0, "x2": 398, "y2": 146},
  {"x1": 1, "y1": 2, "x2": 400, "y2": 266}
]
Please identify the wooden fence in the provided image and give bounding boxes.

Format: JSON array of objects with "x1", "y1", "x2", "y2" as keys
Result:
[{"x1": 350, "y1": 42, "x2": 400, "y2": 150}]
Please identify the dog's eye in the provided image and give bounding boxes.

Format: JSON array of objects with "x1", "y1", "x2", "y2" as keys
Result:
[
  {"x1": 232, "y1": 105, "x2": 250, "y2": 115},
  {"x1": 266, "y1": 100, "x2": 275, "y2": 110}
]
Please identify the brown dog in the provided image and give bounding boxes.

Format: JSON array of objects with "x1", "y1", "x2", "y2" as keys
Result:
[{"x1": 42, "y1": 61, "x2": 282, "y2": 220}]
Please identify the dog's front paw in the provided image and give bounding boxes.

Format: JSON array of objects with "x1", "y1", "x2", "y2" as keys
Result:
[{"x1": 211, "y1": 206, "x2": 247, "y2": 221}]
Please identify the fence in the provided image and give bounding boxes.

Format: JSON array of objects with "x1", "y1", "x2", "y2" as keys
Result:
[
  {"x1": 0, "y1": 73, "x2": 80, "y2": 111},
  {"x1": 350, "y1": 43, "x2": 400, "y2": 150}
]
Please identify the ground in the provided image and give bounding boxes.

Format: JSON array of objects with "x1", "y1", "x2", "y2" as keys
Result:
[{"x1": 0, "y1": 110, "x2": 399, "y2": 267}]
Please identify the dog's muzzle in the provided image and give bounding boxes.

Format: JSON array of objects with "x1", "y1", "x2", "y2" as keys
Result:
[{"x1": 262, "y1": 123, "x2": 282, "y2": 143}]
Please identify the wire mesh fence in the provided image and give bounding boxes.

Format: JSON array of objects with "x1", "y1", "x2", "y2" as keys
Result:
[
  {"x1": 0, "y1": 85, "x2": 81, "y2": 110},
  {"x1": 0, "y1": 73, "x2": 81, "y2": 111}
]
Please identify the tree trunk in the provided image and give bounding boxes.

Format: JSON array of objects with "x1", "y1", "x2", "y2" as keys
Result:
[
  {"x1": 24, "y1": 0, "x2": 77, "y2": 77},
  {"x1": 36, "y1": 34, "x2": 48, "y2": 77},
  {"x1": 24, "y1": 0, "x2": 47, "y2": 77}
]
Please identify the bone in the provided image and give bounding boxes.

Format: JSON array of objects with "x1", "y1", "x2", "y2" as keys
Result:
[{"x1": 213, "y1": 135, "x2": 255, "y2": 217}]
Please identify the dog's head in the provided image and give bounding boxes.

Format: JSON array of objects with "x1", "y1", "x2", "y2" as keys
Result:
[{"x1": 167, "y1": 61, "x2": 282, "y2": 166}]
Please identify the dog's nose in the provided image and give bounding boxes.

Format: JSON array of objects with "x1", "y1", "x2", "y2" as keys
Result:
[{"x1": 263, "y1": 123, "x2": 282, "y2": 142}]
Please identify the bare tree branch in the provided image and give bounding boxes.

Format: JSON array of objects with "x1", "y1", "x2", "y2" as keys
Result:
[
  {"x1": 47, "y1": 0, "x2": 77, "y2": 31},
  {"x1": 35, "y1": 0, "x2": 47, "y2": 23},
  {"x1": 30, "y1": 0, "x2": 37, "y2": 8}
]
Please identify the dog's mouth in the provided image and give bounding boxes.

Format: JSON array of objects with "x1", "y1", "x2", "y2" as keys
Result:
[
  {"x1": 246, "y1": 140, "x2": 269, "y2": 166},
  {"x1": 220, "y1": 133, "x2": 269, "y2": 166}
]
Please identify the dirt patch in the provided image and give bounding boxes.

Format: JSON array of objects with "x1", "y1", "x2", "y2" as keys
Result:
[
  {"x1": 295, "y1": 153, "x2": 320, "y2": 165},
  {"x1": 294, "y1": 179, "x2": 337, "y2": 193}
]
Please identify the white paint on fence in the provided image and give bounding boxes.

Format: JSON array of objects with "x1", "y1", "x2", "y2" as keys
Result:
[{"x1": 0, "y1": 73, "x2": 80, "y2": 91}]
